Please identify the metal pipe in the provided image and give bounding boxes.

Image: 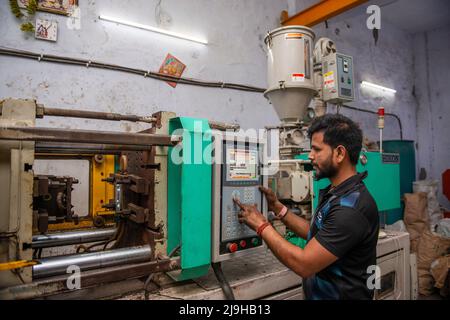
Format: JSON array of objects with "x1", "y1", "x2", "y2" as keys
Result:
[
  {"x1": 39, "y1": 106, "x2": 157, "y2": 124},
  {"x1": 267, "y1": 159, "x2": 312, "y2": 165},
  {"x1": 33, "y1": 245, "x2": 152, "y2": 279},
  {"x1": 35, "y1": 141, "x2": 152, "y2": 154},
  {"x1": 32, "y1": 228, "x2": 116, "y2": 249},
  {"x1": 208, "y1": 120, "x2": 240, "y2": 131},
  {"x1": 0, "y1": 126, "x2": 180, "y2": 147}
]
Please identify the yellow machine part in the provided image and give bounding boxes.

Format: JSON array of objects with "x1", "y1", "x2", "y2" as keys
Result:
[
  {"x1": 91, "y1": 155, "x2": 115, "y2": 220},
  {"x1": 0, "y1": 260, "x2": 38, "y2": 271}
]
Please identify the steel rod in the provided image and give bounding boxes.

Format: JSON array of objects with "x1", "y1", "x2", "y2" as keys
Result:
[
  {"x1": 267, "y1": 159, "x2": 312, "y2": 165},
  {"x1": 35, "y1": 141, "x2": 152, "y2": 154},
  {"x1": 33, "y1": 245, "x2": 152, "y2": 279},
  {"x1": 32, "y1": 228, "x2": 116, "y2": 249},
  {"x1": 0, "y1": 126, "x2": 180, "y2": 147},
  {"x1": 208, "y1": 120, "x2": 240, "y2": 131},
  {"x1": 41, "y1": 106, "x2": 157, "y2": 124}
]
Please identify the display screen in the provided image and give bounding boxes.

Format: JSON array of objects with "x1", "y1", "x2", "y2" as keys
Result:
[{"x1": 227, "y1": 148, "x2": 258, "y2": 181}]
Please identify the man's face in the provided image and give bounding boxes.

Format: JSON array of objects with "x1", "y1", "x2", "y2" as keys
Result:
[{"x1": 308, "y1": 131, "x2": 338, "y2": 180}]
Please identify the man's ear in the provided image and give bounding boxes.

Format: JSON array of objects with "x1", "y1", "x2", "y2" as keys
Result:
[{"x1": 335, "y1": 145, "x2": 346, "y2": 163}]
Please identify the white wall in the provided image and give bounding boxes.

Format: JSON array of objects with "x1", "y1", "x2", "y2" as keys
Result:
[
  {"x1": 0, "y1": 0, "x2": 289, "y2": 132},
  {"x1": 414, "y1": 25, "x2": 450, "y2": 208},
  {"x1": 295, "y1": 0, "x2": 417, "y2": 143}
]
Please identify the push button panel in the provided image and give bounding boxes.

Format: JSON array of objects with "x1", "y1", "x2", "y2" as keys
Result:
[{"x1": 218, "y1": 141, "x2": 264, "y2": 255}]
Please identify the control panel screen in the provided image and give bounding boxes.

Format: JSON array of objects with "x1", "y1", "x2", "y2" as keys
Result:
[{"x1": 227, "y1": 149, "x2": 258, "y2": 181}]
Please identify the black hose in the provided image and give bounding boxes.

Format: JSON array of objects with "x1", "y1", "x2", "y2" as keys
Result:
[
  {"x1": 143, "y1": 244, "x2": 181, "y2": 299},
  {"x1": 212, "y1": 262, "x2": 235, "y2": 300},
  {"x1": 341, "y1": 104, "x2": 403, "y2": 140},
  {"x1": 0, "y1": 47, "x2": 265, "y2": 94}
]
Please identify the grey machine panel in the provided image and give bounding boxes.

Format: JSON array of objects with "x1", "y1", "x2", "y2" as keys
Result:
[
  {"x1": 211, "y1": 132, "x2": 267, "y2": 262},
  {"x1": 323, "y1": 52, "x2": 355, "y2": 103}
]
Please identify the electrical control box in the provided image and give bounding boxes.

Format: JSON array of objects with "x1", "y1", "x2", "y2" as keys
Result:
[
  {"x1": 211, "y1": 132, "x2": 267, "y2": 262},
  {"x1": 322, "y1": 52, "x2": 355, "y2": 104}
]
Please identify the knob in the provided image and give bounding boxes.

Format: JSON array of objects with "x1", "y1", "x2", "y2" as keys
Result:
[
  {"x1": 240, "y1": 240, "x2": 247, "y2": 248},
  {"x1": 227, "y1": 243, "x2": 238, "y2": 253}
]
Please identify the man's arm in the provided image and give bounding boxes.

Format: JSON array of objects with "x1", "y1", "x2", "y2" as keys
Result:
[
  {"x1": 280, "y1": 210, "x2": 310, "y2": 240},
  {"x1": 260, "y1": 225, "x2": 338, "y2": 278},
  {"x1": 234, "y1": 198, "x2": 337, "y2": 278},
  {"x1": 260, "y1": 186, "x2": 310, "y2": 240}
]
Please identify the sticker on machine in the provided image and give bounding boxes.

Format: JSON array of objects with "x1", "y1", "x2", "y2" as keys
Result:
[
  {"x1": 285, "y1": 33, "x2": 303, "y2": 39},
  {"x1": 291, "y1": 73, "x2": 305, "y2": 82},
  {"x1": 323, "y1": 71, "x2": 335, "y2": 89}
]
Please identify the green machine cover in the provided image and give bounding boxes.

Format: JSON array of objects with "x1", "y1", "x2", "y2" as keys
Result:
[{"x1": 167, "y1": 117, "x2": 212, "y2": 280}]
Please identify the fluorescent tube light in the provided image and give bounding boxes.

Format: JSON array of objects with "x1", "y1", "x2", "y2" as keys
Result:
[
  {"x1": 99, "y1": 15, "x2": 208, "y2": 45},
  {"x1": 361, "y1": 81, "x2": 396, "y2": 94}
]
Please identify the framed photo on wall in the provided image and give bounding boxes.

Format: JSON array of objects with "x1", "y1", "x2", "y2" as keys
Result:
[
  {"x1": 15, "y1": 0, "x2": 78, "y2": 16},
  {"x1": 35, "y1": 18, "x2": 58, "y2": 42},
  {"x1": 37, "y1": 0, "x2": 78, "y2": 16},
  {"x1": 158, "y1": 54, "x2": 186, "y2": 88}
]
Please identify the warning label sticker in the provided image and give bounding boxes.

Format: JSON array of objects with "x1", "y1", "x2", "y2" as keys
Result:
[
  {"x1": 285, "y1": 33, "x2": 303, "y2": 39},
  {"x1": 323, "y1": 71, "x2": 335, "y2": 89},
  {"x1": 291, "y1": 73, "x2": 305, "y2": 82}
]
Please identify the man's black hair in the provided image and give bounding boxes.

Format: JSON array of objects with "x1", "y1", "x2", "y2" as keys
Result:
[{"x1": 307, "y1": 114, "x2": 363, "y2": 165}]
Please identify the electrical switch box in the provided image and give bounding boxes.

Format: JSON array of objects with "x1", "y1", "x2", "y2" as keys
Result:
[{"x1": 322, "y1": 52, "x2": 355, "y2": 104}]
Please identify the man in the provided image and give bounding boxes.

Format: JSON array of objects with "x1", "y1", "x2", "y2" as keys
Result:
[{"x1": 234, "y1": 114, "x2": 379, "y2": 300}]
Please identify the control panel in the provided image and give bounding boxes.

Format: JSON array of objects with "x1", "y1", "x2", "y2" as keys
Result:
[
  {"x1": 322, "y1": 52, "x2": 354, "y2": 104},
  {"x1": 211, "y1": 132, "x2": 267, "y2": 262}
]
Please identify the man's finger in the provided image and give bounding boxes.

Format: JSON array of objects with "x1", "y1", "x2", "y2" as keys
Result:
[
  {"x1": 259, "y1": 185, "x2": 273, "y2": 195},
  {"x1": 233, "y1": 197, "x2": 245, "y2": 209}
]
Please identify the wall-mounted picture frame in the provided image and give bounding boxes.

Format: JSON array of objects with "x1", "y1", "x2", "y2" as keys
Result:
[
  {"x1": 37, "y1": 0, "x2": 78, "y2": 16},
  {"x1": 35, "y1": 18, "x2": 58, "y2": 42},
  {"x1": 158, "y1": 54, "x2": 186, "y2": 88},
  {"x1": 16, "y1": 0, "x2": 78, "y2": 16}
]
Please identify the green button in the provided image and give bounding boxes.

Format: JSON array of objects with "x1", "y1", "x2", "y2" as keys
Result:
[
  {"x1": 252, "y1": 238, "x2": 259, "y2": 246},
  {"x1": 347, "y1": 78, "x2": 351, "y2": 84}
]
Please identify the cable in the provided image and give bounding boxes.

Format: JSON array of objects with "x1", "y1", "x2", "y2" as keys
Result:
[
  {"x1": 143, "y1": 244, "x2": 181, "y2": 299},
  {"x1": 212, "y1": 261, "x2": 236, "y2": 300},
  {"x1": 341, "y1": 104, "x2": 403, "y2": 140},
  {"x1": 0, "y1": 47, "x2": 265, "y2": 94}
]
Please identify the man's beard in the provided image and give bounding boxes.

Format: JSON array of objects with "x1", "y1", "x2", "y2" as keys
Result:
[{"x1": 313, "y1": 156, "x2": 338, "y2": 180}]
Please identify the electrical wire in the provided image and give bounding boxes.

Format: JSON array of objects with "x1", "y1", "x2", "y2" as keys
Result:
[
  {"x1": 341, "y1": 104, "x2": 403, "y2": 140},
  {"x1": 212, "y1": 261, "x2": 236, "y2": 300},
  {"x1": 0, "y1": 47, "x2": 265, "y2": 93},
  {"x1": 143, "y1": 244, "x2": 181, "y2": 299}
]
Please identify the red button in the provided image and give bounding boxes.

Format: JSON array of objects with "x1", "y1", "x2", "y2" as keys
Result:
[
  {"x1": 227, "y1": 243, "x2": 238, "y2": 253},
  {"x1": 240, "y1": 240, "x2": 247, "y2": 248}
]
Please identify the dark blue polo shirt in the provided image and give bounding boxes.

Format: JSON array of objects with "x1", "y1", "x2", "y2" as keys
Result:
[{"x1": 303, "y1": 171, "x2": 379, "y2": 300}]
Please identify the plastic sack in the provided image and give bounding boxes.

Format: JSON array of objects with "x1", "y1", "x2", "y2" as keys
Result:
[
  {"x1": 436, "y1": 218, "x2": 450, "y2": 238},
  {"x1": 413, "y1": 180, "x2": 443, "y2": 230},
  {"x1": 416, "y1": 230, "x2": 450, "y2": 295},
  {"x1": 385, "y1": 220, "x2": 407, "y2": 232},
  {"x1": 403, "y1": 192, "x2": 428, "y2": 252}
]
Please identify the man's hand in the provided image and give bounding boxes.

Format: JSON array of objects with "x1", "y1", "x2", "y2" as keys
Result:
[
  {"x1": 233, "y1": 198, "x2": 267, "y2": 231},
  {"x1": 259, "y1": 186, "x2": 285, "y2": 215}
]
